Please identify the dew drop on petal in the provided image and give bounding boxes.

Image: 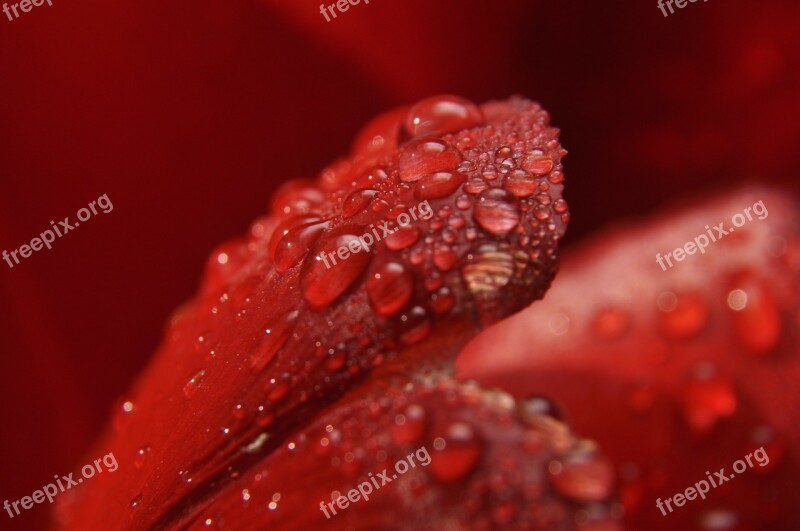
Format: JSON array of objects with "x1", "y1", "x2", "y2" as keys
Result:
[
  {"x1": 398, "y1": 138, "x2": 462, "y2": 183},
  {"x1": 391, "y1": 404, "x2": 427, "y2": 445},
  {"x1": 548, "y1": 449, "x2": 614, "y2": 502},
  {"x1": 134, "y1": 446, "x2": 151, "y2": 469},
  {"x1": 367, "y1": 262, "x2": 414, "y2": 316},
  {"x1": 250, "y1": 311, "x2": 298, "y2": 371},
  {"x1": 404, "y1": 95, "x2": 483, "y2": 138},
  {"x1": 273, "y1": 220, "x2": 331, "y2": 272},
  {"x1": 384, "y1": 226, "x2": 420, "y2": 250},
  {"x1": 473, "y1": 188, "x2": 520, "y2": 235},
  {"x1": 413, "y1": 171, "x2": 466, "y2": 200},
  {"x1": 429, "y1": 422, "x2": 482, "y2": 483},
  {"x1": 183, "y1": 370, "x2": 206, "y2": 399},
  {"x1": 301, "y1": 228, "x2": 373, "y2": 309}
]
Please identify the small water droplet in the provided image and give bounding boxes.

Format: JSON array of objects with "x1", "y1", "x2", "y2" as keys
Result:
[
  {"x1": 342, "y1": 189, "x2": 379, "y2": 219},
  {"x1": 367, "y1": 262, "x2": 414, "y2": 316},
  {"x1": 183, "y1": 370, "x2": 206, "y2": 399},
  {"x1": 129, "y1": 494, "x2": 143, "y2": 510},
  {"x1": 517, "y1": 395, "x2": 565, "y2": 423},
  {"x1": 134, "y1": 446, "x2": 151, "y2": 469},
  {"x1": 325, "y1": 348, "x2": 348, "y2": 371},
  {"x1": 398, "y1": 306, "x2": 431, "y2": 344},
  {"x1": 250, "y1": 311, "x2": 298, "y2": 371}
]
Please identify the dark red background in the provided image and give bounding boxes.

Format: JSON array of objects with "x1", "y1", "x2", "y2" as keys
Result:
[{"x1": 0, "y1": 0, "x2": 798, "y2": 529}]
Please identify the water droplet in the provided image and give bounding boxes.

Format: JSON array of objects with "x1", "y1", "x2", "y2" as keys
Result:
[
  {"x1": 268, "y1": 215, "x2": 321, "y2": 258},
  {"x1": 398, "y1": 138, "x2": 461, "y2": 183},
  {"x1": 256, "y1": 405, "x2": 275, "y2": 427},
  {"x1": 413, "y1": 171, "x2": 466, "y2": 200},
  {"x1": 681, "y1": 363, "x2": 736, "y2": 432},
  {"x1": 430, "y1": 287, "x2": 454, "y2": 314},
  {"x1": 521, "y1": 153, "x2": 554, "y2": 175},
  {"x1": 461, "y1": 244, "x2": 515, "y2": 295},
  {"x1": 301, "y1": 227, "x2": 373, "y2": 309},
  {"x1": 726, "y1": 273, "x2": 780, "y2": 355},
  {"x1": 398, "y1": 306, "x2": 431, "y2": 344},
  {"x1": 274, "y1": 220, "x2": 331, "y2": 273},
  {"x1": 267, "y1": 377, "x2": 291, "y2": 403},
  {"x1": 504, "y1": 169, "x2": 537, "y2": 197},
  {"x1": 391, "y1": 404, "x2": 427, "y2": 444},
  {"x1": 385, "y1": 226, "x2": 420, "y2": 250},
  {"x1": 324, "y1": 348, "x2": 348, "y2": 371},
  {"x1": 591, "y1": 307, "x2": 630, "y2": 340},
  {"x1": 183, "y1": 370, "x2": 206, "y2": 399},
  {"x1": 351, "y1": 106, "x2": 406, "y2": 157},
  {"x1": 455, "y1": 194, "x2": 473, "y2": 210},
  {"x1": 232, "y1": 403, "x2": 246, "y2": 420},
  {"x1": 433, "y1": 246, "x2": 458, "y2": 271},
  {"x1": 404, "y1": 95, "x2": 483, "y2": 138},
  {"x1": 367, "y1": 262, "x2": 414, "y2": 316},
  {"x1": 134, "y1": 446, "x2": 151, "y2": 469},
  {"x1": 179, "y1": 469, "x2": 193, "y2": 485},
  {"x1": 517, "y1": 395, "x2": 565, "y2": 423},
  {"x1": 342, "y1": 189, "x2": 379, "y2": 219},
  {"x1": 548, "y1": 449, "x2": 614, "y2": 502},
  {"x1": 129, "y1": 494, "x2": 143, "y2": 510},
  {"x1": 473, "y1": 188, "x2": 520, "y2": 235},
  {"x1": 657, "y1": 291, "x2": 709, "y2": 339},
  {"x1": 429, "y1": 422, "x2": 481, "y2": 483},
  {"x1": 250, "y1": 311, "x2": 298, "y2": 371}
]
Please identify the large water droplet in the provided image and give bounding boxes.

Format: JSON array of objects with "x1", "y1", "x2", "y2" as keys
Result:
[
  {"x1": 301, "y1": 227, "x2": 372, "y2": 309},
  {"x1": 504, "y1": 169, "x2": 537, "y2": 197},
  {"x1": 268, "y1": 215, "x2": 321, "y2": 259},
  {"x1": 521, "y1": 152, "x2": 554, "y2": 176},
  {"x1": 413, "y1": 171, "x2": 466, "y2": 200},
  {"x1": 473, "y1": 188, "x2": 520, "y2": 235},
  {"x1": 404, "y1": 95, "x2": 483, "y2": 138},
  {"x1": 398, "y1": 138, "x2": 461, "y2": 183},
  {"x1": 367, "y1": 262, "x2": 414, "y2": 316},
  {"x1": 274, "y1": 220, "x2": 330, "y2": 272},
  {"x1": 384, "y1": 227, "x2": 420, "y2": 251},
  {"x1": 250, "y1": 311, "x2": 298, "y2": 371},
  {"x1": 429, "y1": 422, "x2": 481, "y2": 483}
]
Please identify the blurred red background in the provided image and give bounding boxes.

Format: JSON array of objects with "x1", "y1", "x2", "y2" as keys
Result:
[{"x1": 0, "y1": 0, "x2": 798, "y2": 529}]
